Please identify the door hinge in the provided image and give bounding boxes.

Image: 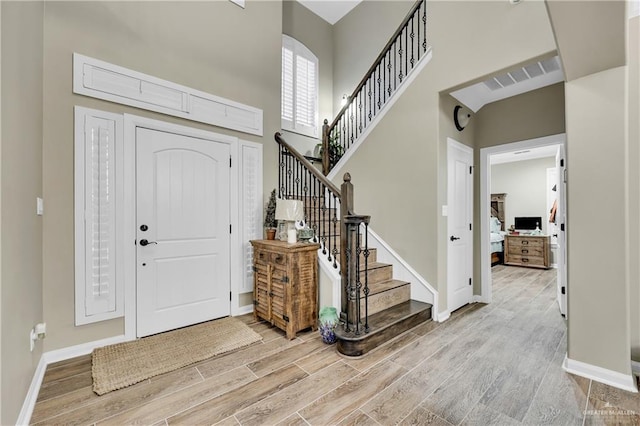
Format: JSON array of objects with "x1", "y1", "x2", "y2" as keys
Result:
[
  {"x1": 560, "y1": 159, "x2": 564, "y2": 167},
  {"x1": 283, "y1": 315, "x2": 290, "y2": 322},
  {"x1": 561, "y1": 286, "x2": 566, "y2": 295},
  {"x1": 230, "y1": 224, "x2": 232, "y2": 234},
  {"x1": 469, "y1": 278, "x2": 472, "y2": 286},
  {"x1": 560, "y1": 223, "x2": 565, "y2": 231},
  {"x1": 469, "y1": 223, "x2": 472, "y2": 231},
  {"x1": 229, "y1": 156, "x2": 232, "y2": 168},
  {"x1": 469, "y1": 166, "x2": 473, "y2": 174},
  {"x1": 281, "y1": 276, "x2": 289, "y2": 283},
  {"x1": 230, "y1": 291, "x2": 232, "y2": 301}
]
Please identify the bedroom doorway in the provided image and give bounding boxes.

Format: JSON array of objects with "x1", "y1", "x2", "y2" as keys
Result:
[{"x1": 480, "y1": 134, "x2": 567, "y2": 317}]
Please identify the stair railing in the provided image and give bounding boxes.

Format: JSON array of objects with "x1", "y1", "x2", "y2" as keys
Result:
[
  {"x1": 322, "y1": 0, "x2": 428, "y2": 175},
  {"x1": 275, "y1": 132, "x2": 371, "y2": 333}
]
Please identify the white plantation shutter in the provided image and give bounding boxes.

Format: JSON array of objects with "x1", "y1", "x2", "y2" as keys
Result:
[
  {"x1": 239, "y1": 141, "x2": 263, "y2": 293},
  {"x1": 75, "y1": 107, "x2": 124, "y2": 325},
  {"x1": 281, "y1": 35, "x2": 318, "y2": 137}
]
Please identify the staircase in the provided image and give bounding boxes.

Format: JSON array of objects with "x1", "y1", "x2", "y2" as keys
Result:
[
  {"x1": 272, "y1": 0, "x2": 433, "y2": 357},
  {"x1": 275, "y1": 135, "x2": 432, "y2": 357}
]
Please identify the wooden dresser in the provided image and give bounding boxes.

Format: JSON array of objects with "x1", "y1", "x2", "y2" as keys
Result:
[
  {"x1": 504, "y1": 235, "x2": 550, "y2": 269},
  {"x1": 250, "y1": 240, "x2": 320, "y2": 339}
]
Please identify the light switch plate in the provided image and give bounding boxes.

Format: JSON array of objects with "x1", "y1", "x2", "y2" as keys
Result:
[{"x1": 36, "y1": 197, "x2": 44, "y2": 216}]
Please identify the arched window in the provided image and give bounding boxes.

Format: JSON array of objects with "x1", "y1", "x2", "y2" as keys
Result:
[{"x1": 282, "y1": 35, "x2": 319, "y2": 138}]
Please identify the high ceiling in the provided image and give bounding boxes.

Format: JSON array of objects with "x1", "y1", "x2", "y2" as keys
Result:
[{"x1": 296, "y1": 0, "x2": 362, "y2": 25}]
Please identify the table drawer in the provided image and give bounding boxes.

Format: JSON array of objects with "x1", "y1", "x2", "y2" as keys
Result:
[
  {"x1": 507, "y1": 237, "x2": 544, "y2": 248},
  {"x1": 506, "y1": 254, "x2": 545, "y2": 267},
  {"x1": 507, "y1": 245, "x2": 545, "y2": 257}
]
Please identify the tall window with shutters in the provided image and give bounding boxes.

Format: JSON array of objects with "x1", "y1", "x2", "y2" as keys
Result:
[
  {"x1": 75, "y1": 107, "x2": 124, "y2": 325},
  {"x1": 281, "y1": 35, "x2": 319, "y2": 138}
]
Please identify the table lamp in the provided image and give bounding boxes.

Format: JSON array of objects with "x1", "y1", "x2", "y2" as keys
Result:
[{"x1": 275, "y1": 199, "x2": 304, "y2": 243}]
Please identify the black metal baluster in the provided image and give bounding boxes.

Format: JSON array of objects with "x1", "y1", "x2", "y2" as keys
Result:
[
  {"x1": 278, "y1": 146, "x2": 282, "y2": 198},
  {"x1": 398, "y1": 28, "x2": 404, "y2": 84},
  {"x1": 332, "y1": 193, "x2": 338, "y2": 269},
  {"x1": 355, "y1": 224, "x2": 361, "y2": 336},
  {"x1": 405, "y1": 25, "x2": 408, "y2": 78},
  {"x1": 321, "y1": 182, "x2": 327, "y2": 255},
  {"x1": 364, "y1": 221, "x2": 369, "y2": 332},
  {"x1": 410, "y1": 17, "x2": 415, "y2": 70},
  {"x1": 388, "y1": 50, "x2": 392, "y2": 97},
  {"x1": 423, "y1": 2, "x2": 427, "y2": 53},
  {"x1": 417, "y1": 11, "x2": 420, "y2": 61}
]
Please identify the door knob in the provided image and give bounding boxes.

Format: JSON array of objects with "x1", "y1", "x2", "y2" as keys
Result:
[
  {"x1": 139, "y1": 239, "x2": 157, "y2": 246},
  {"x1": 450, "y1": 236, "x2": 460, "y2": 241},
  {"x1": 140, "y1": 224, "x2": 148, "y2": 232}
]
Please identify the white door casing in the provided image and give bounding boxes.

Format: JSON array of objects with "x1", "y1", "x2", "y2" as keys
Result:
[
  {"x1": 447, "y1": 138, "x2": 474, "y2": 313},
  {"x1": 136, "y1": 127, "x2": 231, "y2": 337},
  {"x1": 556, "y1": 145, "x2": 568, "y2": 316}
]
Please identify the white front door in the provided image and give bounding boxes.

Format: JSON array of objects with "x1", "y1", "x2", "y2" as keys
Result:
[
  {"x1": 556, "y1": 145, "x2": 567, "y2": 316},
  {"x1": 448, "y1": 138, "x2": 474, "y2": 313},
  {"x1": 136, "y1": 127, "x2": 231, "y2": 337}
]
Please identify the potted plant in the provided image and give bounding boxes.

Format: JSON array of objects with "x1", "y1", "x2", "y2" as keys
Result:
[
  {"x1": 316, "y1": 132, "x2": 344, "y2": 169},
  {"x1": 264, "y1": 189, "x2": 277, "y2": 240}
]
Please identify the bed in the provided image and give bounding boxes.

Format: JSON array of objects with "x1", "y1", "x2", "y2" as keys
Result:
[{"x1": 490, "y1": 216, "x2": 506, "y2": 266}]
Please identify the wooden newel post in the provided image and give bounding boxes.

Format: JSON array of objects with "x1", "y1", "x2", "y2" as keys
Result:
[
  {"x1": 340, "y1": 173, "x2": 354, "y2": 318},
  {"x1": 322, "y1": 119, "x2": 330, "y2": 175}
]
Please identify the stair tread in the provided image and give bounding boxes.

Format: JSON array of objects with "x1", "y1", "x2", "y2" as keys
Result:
[
  {"x1": 335, "y1": 300, "x2": 432, "y2": 342},
  {"x1": 367, "y1": 278, "x2": 409, "y2": 294}
]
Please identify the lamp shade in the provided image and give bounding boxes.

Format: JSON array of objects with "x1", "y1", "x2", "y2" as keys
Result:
[{"x1": 275, "y1": 199, "x2": 304, "y2": 221}]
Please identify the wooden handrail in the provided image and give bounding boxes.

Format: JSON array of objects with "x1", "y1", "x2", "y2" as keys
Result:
[
  {"x1": 328, "y1": 0, "x2": 424, "y2": 131},
  {"x1": 274, "y1": 132, "x2": 342, "y2": 197}
]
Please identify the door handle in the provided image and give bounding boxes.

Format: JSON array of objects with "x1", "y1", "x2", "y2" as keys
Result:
[
  {"x1": 450, "y1": 236, "x2": 460, "y2": 241},
  {"x1": 139, "y1": 239, "x2": 158, "y2": 246}
]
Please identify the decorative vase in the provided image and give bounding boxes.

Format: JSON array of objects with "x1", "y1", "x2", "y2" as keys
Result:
[
  {"x1": 318, "y1": 307, "x2": 339, "y2": 344},
  {"x1": 266, "y1": 228, "x2": 277, "y2": 240}
]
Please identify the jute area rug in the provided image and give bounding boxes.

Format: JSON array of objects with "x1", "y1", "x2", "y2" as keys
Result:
[{"x1": 92, "y1": 317, "x2": 262, "y2": 395}]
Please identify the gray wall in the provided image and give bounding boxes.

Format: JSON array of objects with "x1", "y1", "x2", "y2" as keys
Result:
[
  {"x1": 491, "y1": 157, "x2": 557, "y2": 235},
  {"x1": 282, "y1": 0, "x2": 333, "y2": 157},
  {"x1": 330, "y1": 0, "x2": 556, "y2": 312},
  {"x1": 41, "y1": 1, "x2": 282, "y2": 350},
  {"x1": 565, "y1": 66, "x2": 630, "y2": 376},
  {"x1": 629, "y1": 15, "x2": 640, "y2": 362},
  {"x1": 1, "y1": 2, "x2": 45, "y2": 423}
]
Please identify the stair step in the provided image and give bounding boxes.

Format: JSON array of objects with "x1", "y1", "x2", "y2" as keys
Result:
[
  {"x1": 335, "y1": 300, "x2": 432, "y2": 357},
  {"x1": 363, "y1": 279, "x2": 411, "y2": 316},
  {"x1": 360, "y1": 263, "x2": 394, "y2": 286}
]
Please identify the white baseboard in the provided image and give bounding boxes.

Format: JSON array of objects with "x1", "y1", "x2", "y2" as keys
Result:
[
  {"x1": 18, "y1": 334, "x2": 130, "y2": 425},
  {"x1": 43, "y1": 334, "x2": 129, "y2": 365},
  {"x1": 472, "y1": 295, "x2": 488, "y2": 303},
  {"x1": 437, "y1": 310, "x2": 451, "y2": 322},
  {"x1": 564, "y1": 355, "x2": 638, "y2": 393},
  {"x1": 234, "y1": 304, "x2": 254, "y2": 316},
  {"x1": 16, "y1": 355, "x2": 48, "y2": 426}
]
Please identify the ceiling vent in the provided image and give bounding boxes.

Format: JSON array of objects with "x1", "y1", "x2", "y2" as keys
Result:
[{"x1": 483, "y1": 57, "x2": 560, "y2": 92}]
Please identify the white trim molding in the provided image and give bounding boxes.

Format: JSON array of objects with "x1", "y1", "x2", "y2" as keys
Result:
[
  {"x1": 480, "y1": 134, "x2": 566, "y2": 306},
  {"x1": 436, "y1": 309, "x2": 451, "y2": 322},
  {"x1": 73, "y1": 53, "x2": 263, "y2": 136},
  {"x1": 17, "y1": 334, "x2": 129, "y2": 425},
  {"x1": 564, "y1": 355, "x2": 638, "y2": 393}
]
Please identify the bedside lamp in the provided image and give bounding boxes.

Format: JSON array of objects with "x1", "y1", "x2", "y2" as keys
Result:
[{"x1": 275, "y1": 199, "x2": 304, "y2": 243}]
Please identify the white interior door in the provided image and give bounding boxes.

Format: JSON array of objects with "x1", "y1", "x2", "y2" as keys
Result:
[
  {"x1": 556, "y1": 145, "x2": 567, "y2": 316},
  {"x1": 448, "y1": 138, "x2": 474, "y2": 313},
  {"x1": 136, "y1": 127, "x2": 231, "y2": 337}
]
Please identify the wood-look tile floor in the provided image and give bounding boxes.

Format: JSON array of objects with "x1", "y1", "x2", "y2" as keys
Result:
[{"x1": 31, "y1": 265, "x2": 640, "y2": 425}]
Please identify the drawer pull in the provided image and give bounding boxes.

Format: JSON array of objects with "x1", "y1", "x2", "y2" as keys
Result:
[
  {"x1": 259, "y1": 252, "x2": 266, "y2": 259},
  {"x1": 522, "y1": 241, "x2": 529, "y2": 245},
  {"x1": 522, "y1": 258, "x2": 529, "y2": 262},
  {"x1": 274, "y1": 255, "x2": 283, "y2": 262},
  {"x1": 522, "y1": 249, "x2": 528, "y2": 254}
]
